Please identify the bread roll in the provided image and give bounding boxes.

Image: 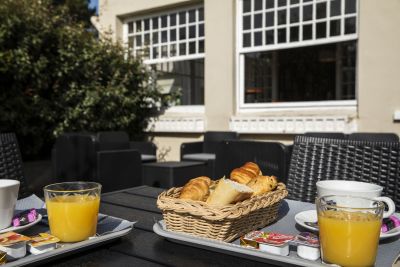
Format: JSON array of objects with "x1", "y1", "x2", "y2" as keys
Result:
[
  {"x1": 246, "y1": 175, "x2": 278, "y2": 196},
  {"x1": 206, "y1": 179, "x2": 253, "y2": 206},
  {"x1": 230, "y1": 162, "x2": 261, "y2": 184},
  {"x1": 179, "y1": 176, "x2": 211, "y2": 201}
]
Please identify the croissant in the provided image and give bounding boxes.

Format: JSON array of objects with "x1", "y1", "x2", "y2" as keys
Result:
[
  {"x1": 179, "y1": 176, "x2": 211, "y2": 201},
  {"x1": 246, "y1": 175, "x2": 278, "y2": 196},
  {"x1": 230, "y1": 162, "x2": 261, "y2": 184}
]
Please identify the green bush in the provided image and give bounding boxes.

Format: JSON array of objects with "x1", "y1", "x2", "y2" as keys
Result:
[{"x1": 0, "y1": 0, "x2": 170, "y2": 159}]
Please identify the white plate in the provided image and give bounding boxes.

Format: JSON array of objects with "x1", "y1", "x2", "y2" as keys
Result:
[
  {"x1": 295, "y1": 210, "x2": 400, "y2": 240},
  {"x1": 0, "y1": 214, "x2": 42, "y2": 234}
]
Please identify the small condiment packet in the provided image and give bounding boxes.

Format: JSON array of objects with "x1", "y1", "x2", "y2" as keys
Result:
[
  {"x1": 291, "y1": 232, "x2": 319, "y2": 247},
  {"x1": 0, "y1": 232, "x2": 30, "y2": 247},
  {"x1": 291, "y1": 232, "x2": 320, "y2": 261},
  {"x1": 28, "y1": 233, "x2": 60, "y2": 255},
  {"x1": 244, "y1": 231, "x2": 295, "y2": 246}
]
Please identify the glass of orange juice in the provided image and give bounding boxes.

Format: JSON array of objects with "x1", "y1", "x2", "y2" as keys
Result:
[
  {"x1": 316, "y1": 195, "x2": 384, "y2": 267},
  {"x1": 44, "y1": 182, "x2": 101, "y2": 242}
]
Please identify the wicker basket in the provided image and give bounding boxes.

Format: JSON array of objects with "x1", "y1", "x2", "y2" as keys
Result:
[{"x1": 157, "y1": 182, "x2": 288, "y2": 242}]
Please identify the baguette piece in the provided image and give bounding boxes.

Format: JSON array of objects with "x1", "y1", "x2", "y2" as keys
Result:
[
  {"x1": 246, "y1": 175, "x2": 278, "y2": 196},
  {"x1": 206, "y1": 179, "x2": 253, "y2": 206},
  {"x1": 179, "y1": 176, "x2": 211, "y2": 201}
]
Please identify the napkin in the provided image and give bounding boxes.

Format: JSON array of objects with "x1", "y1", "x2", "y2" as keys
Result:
[{"x1": 15, "y1": 195, "x2": 135, "y2": 235}]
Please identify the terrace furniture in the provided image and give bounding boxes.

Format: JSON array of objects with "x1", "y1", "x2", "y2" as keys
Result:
[
  {"x1": 304, "y1": 132, "x2": 347, "y2": 139},
  {"x1": 180, "y1": 131, "x2": 239, "y2": 177},
  {"x1": 348, "y1": 132, "x2": 399, "y2": 142},
  {"x1": 97, "y1": 131, "x2": 157, "y2": 162},
  {"x1": 0, "y1": 132, "x2": 30, "y2": 198},
  {"x1": 286, "y1": 135, "x2": 400, "y2": 210},
  {"x1": 28, "y1": 185, "x2": 400, "y2": 266},
  {"x1": 214, "y1": 140, "x2": 288, "y2": 183},
  {"x1": 142, "y1": 161, "x2": 206, "y2": 188}
]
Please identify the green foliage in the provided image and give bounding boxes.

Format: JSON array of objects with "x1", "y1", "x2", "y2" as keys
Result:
[{"x1": 0, "y1": 0, "x2": 170, "y2": 159}]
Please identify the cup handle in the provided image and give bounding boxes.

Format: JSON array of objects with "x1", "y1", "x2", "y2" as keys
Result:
[{"x1": 374, "y1": 197, "x2": 396, "y2": 218}]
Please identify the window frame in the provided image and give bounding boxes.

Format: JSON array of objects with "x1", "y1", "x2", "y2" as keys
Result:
[{"x1": 236, "y1": 0, "x2": 359, "y2": 112}]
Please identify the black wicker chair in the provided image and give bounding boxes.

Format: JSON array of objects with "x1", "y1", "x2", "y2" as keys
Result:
[
  {"x1": 286, "y1": 135, "x2": 400, "y2": 210},
  {"x1": 0, "y1": 133, "x2": 30, "y2": 198},
  {"x1": 348, "y1": 132, "x2": 399, "y2": 142}
]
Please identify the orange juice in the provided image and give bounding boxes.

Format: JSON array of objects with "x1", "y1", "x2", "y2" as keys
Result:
[
  {"x1": 318, "y1": 210, "x2": 381, "y2": 267},
  {"x1": 46, "y1": 194, "x2": 100, "y2": 242}
]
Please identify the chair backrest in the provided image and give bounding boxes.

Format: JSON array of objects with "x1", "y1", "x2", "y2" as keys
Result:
[
  {"x1": 96, "y1": 131, "x2": 130, "y2": 151},
  {"x1": 203, "y1": 131, "x2": 239, "y2": 153},
  {"x1": 130, "y1": 141, "x2": 157, "y2": 155},
  {"x1": 287, "y1": 135, "x2": 400, "y2": 210},
  {"x1": 348, "y1": 132, "x2": 399, "y2": 142},
  {"x1": 304, "y1": 132, "x2": 347, "y2": 139},
  {"x1": 52, "y1": 133, "x2": 97, "y2": 182},
  {"x1": 214, "y1": 140, "x2": 288, "y2": 183},
  {"x1": 0, "y1": 133, "x2": 30, "y2": 198}
]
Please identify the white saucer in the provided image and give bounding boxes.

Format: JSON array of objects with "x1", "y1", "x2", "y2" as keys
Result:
[
  {"x1": 295, "y1": 210, "x2": 400, "y2": 240},
  {"x1": 0, "y1": 214, "x2": 42, "y2": 234}
]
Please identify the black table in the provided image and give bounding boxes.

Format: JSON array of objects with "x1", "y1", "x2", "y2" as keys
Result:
[
  {"x1": 142, "y1": 161, "x2": 206, "y2": 188},
  {"x1": 38, "y1": 185, "x2": 400, "y2": 267},
  {"x1": 46, "y1": 186, "x2": 281, "y2": 267}
]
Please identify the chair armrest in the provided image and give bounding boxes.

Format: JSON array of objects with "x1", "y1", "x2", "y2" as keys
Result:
[
  {"x1": 180, "y1": 142, "x2": 204, "y2": 160},
  {"x1": 129, "y1": 141, "x2": 157, "y2": 155}
]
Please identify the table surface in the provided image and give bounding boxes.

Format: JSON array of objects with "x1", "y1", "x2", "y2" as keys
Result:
[{"x1": 43, "y1": 186, "x2": 400, "y2": 267}]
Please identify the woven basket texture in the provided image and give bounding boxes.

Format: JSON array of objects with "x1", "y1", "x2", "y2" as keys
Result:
[
  {"x1": 157, "y1": 182, "x2": 288, "y2": 242},
  {"x1": 287, "y1": 135, "x2": 400, "y2": 210}
]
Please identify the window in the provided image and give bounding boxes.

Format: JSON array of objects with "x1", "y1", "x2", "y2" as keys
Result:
[
  {"x1": 238, "y1": 0, "x2": 358, "y2": 108},
  {"x1": 125, "y1": 5, "x2": 205, "y2": 106}
]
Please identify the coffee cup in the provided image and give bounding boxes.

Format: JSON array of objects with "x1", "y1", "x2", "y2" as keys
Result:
[
  {"x1": 0, "y1": 180, "x2": 20, "y2": 229},
  {"x1": 316, "y1": 180, "x2": 395, "y2": 218}
]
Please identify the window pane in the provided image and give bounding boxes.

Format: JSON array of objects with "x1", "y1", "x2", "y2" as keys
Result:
[
  {"x1": 316, "y1": 22, "x2": 326, "y2": 39},
  {"x1": 265, "y1": 12, "x2": 274, "y2": 27},
  {"x1": 254, "y1": 14, "x2": 263, "y2": 28},
  {"x1": 128, "y1": 22, "x2": 133, "y2": 33},
  {"x1": 170, "y1": 29, "x2": 176, "y2": 41},
  {"x1": 179, "y1": 43, "x2": 186, "y2": 55},
  {"x1": 243, "y1": 15, "x2": 251, "y2": 30},
  {"x1": 152, "y1": 32, "x2": 159, "y2": 44},
  {"x1": 290, "y1": 0, "x2": 299, "y2": 4},
  {"x1": 303, "y1": 5, "x2": 313, "y2": 21},
  {"x1": 153, "y1": 59, "x2": 204, "y2": 105},
  {"x1": 278, "y1": 9, "x2": 286, "y2": 25},
  {"x1": 330, "y1": 0, "x2": 341, "y2": 16},
  {"x1": 254, "y1": 0, "x2": 263, "y2": 11},
  {"x1": 189, "y1": 25, "x2": 196, "y2": 38},
  {"x1": 136, "y1": 35, "x2": 142, "y2": 46},
  {"x1": 243, "y1": 41, "x2": 357, "y2": 103},
  {"x1": 243, "y1": 33, "x2": 251, "y2": 47},
  {"x1": 179, "y1": 12, "x2": 186, "y2": 24},
  {"x1": 199, "y1": 8, "x2": 204, "y2": 21},
  {"x1": 199, "y1": 40, "x2": 204, "y2": 53},
  {"x1": 161, "y1": 45, "x2": 168, "y2": 57},
  {"x1": 316, "y1": 2, "x2": 326, "y2": 19},
  {"x1": 278, "y1": 0, "x2": 287, "y2": 7},
  {"x1": 161, "y1": 15, "x2": 168, "y2": 28},
  {"x1": 265, "y1": 0, "x2": 275, "y2": 9},
  {"x1": 199, "y1": 23, "x2": 204, "y2": 37},
  {"x1": 330, "y1": 20, "x2": 341, "y2": 36},
  {"x1": 144, "y1": 33, "x2": 150, "y2": 44},
  {"x1": 290, "y1": 26, "x2": 299, "y2": 42},
  {"x1": 170, "y1": 43, "x2": 177, "y2": 56},
  {"x1": 265, "y1": 30, "x2": 274, "y2": 44},
  {"x1": 243, "y1": 0, "x2": 251, "y2": 12},
  {"x1": 254, "y1": 31, "x2": 262, "y2": 46},
  {"x1": 290, "y1": 7, "x2": 299, "y2": 23},
  {"x1": 189, "y1": 42, "x2": 196, "y2": 54},
  {"x1": 179, "y1": 27, "x2": 186, "y2": 40},
  {"x1": 345, "y1": 17, "x2": 356, "y2": 34},
  {"x1": 136, "y1": 21, "x2": 142, "y2": 32},
  {"x1": 144, "y1": 19, "x2": 150, "y2": 31},
  {"x1": 152, "y1": 47, "x2": 159, "y2": 58},
  {"x1": 345, "y1": 0, "x2": 356, "y2": 14},
  {"x1": 189, "y1": 10, "x2": 196, "y2": 22},
  {"x1": 152, "y1": 18, "x2": 159, "y2": 29},
  {"x1": 303, "y1": 24, "x2": 312, "y2": 40},
  {"x1": 278, "y1": 28, "x2": 286, "y2": 43},
  {"x1": 161, "y1": 30, "x2": 168, "y2": 43},
  {"x1": 170, "y1": 14, "x2": 176, "y2": 26}
]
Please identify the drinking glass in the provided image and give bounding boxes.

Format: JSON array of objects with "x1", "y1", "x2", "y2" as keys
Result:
[
  {"x1": 44, "y1": 182, "x2": 101, "y2": 242},
  {"x1": 316, "y1": 195, "x2": 384, "y2": 267}
]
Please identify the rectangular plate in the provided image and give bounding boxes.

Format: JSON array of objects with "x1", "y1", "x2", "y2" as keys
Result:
[
  {"x1": 3, "y1": 216, "x2": 133, "y2": 267},
  {"x1": 153, "y1": 220, "x2": 323, "y2": 267}
]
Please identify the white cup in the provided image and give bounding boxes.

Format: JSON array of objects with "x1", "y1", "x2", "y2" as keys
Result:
[
  {"x1": 316, "y1": 180, "x2": 396, "y2": 218},
  {"x1": 0, "y1": 180, "x2": 20, "y2": 229}
]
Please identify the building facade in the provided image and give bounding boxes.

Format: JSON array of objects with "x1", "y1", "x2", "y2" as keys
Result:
[{"x1": 98, "y1": 0, "x2": 400, "y2": 160}]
